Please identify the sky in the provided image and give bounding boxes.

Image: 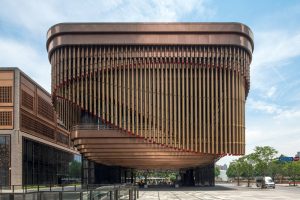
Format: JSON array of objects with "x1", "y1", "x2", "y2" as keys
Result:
[{"x1": 1, "y1": 0, "x2": 300, "y2": 166}]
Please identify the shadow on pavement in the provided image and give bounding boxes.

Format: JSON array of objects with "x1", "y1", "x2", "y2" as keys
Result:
[{"x1": 139, "y1": 185, "x2": 236, "y2": 191}]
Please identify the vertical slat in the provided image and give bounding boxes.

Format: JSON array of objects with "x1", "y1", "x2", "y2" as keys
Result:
[
  {"x1": 202, "y1": 47, "x2": 207, "y2": 153},
  {"x1": 211, "y1": 47, "x2": 215, "y2": 154},
  {"x1": 194, "y1": 47, "x2": 199, "y2": 152},
  {"x1": 206, "y1": 47, "x2": 211, "y2": 153},
  {"x1": 171, "y1": 46, "x2": 174, "y2": 147},
  {"x1": 178, "y1": 47, "x2": 181, "y2": 149},
  {"x1": 215, "y1": 47, "x2": 219, "y2": 154},
  {"x1": 219, "y1": 47, "x2": 224, "y2": 154},
  {"x1": 165, "y1": 47, "x2": 169, "y2": 146}
]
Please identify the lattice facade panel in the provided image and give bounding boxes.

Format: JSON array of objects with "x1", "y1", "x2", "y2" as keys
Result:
[
  {"x1": 47, "y1": 23, "x2": 254, "y2": 168},
  {"x1": 51, "y1": 45, "x2": 251, "y2": 155},
  {"x1": 0, "y1": 86, "x2": 12, "y2": 103}
]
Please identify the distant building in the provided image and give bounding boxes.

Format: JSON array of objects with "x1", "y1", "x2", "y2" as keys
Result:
[
  {"x1": 0, "y1": 68, "x2": 78, "y2": 186},
  {"x1": 218, "y1": 170, "x2": 228, "y2": 182},
  {"x1": 216, "y1": 164, "x2": 228, "y2": 171}
]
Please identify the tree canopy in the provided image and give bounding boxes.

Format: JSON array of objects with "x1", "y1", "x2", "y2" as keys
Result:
[{"x1": 226, "y1": 146, "x2": 300, "y2": 186}]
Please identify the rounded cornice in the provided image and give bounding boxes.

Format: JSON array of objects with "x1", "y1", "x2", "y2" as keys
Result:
[{"x1": 46, "y1": 22, "x2": 254, "y2": 60}]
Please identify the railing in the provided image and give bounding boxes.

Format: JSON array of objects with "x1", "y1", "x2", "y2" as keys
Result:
[
  {"x1": 72, "y1": 124, "x2": 117, "y2": 131},
  {"x1": 72, "y1": 124, "x2": 155, "y2": 132},
  {"x1": 0, "y1": 184, "x2": 139, "y2": 200}
]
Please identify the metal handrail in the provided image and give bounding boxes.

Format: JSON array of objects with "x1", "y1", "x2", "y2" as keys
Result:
[
  {"x1": 0, "y1": 184, "x2": 139, "y2": 200},
  {"x1": 72, "y1": 124, "x2": 155, "y2": 131}
]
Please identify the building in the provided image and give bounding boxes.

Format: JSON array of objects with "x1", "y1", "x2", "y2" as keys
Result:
[
  {"x1": 0, "y1": 68, "x2": 78, "y2": 186},
  {"x1": 47, "y1": 22, "x2": 253, "y2": 186}
]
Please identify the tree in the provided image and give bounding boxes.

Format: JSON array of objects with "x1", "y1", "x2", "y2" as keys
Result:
[
  {"x1": 268, "y1": 160, "x2": 284, "y2": 182},
  {"x1": 240, "y1": 156, "x2": 254, "y2": 187},
  {"x1": 69, "y1": 160, "x2": 81, "y2": 178},
  {"x1": 250, "y1": 146, "x2": 278, "y2": 176},
  {"x1": 284, "y1": 161, "x2": 300, "y2": 186},
  {"x1": 215, "y1": 166, "x2": 220, "y2": 177},
  {"x1": 227, "y1": 159, "x2": 243, "y2": 186}
]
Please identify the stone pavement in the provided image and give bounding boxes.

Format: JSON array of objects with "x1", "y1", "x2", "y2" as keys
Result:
[{"x1": 138, "y1": 184, "x2": 300, "y2": 200}]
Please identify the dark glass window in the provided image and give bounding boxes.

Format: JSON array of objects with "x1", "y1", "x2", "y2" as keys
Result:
[
  {"x1": 22, "y1": 137, "x2": 77, "y2": 185},
  {"x1": 0, "y1": 135, "x2": 10, "y2": 186}
]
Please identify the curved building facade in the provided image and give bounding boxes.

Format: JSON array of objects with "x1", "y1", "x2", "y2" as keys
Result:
[{"x1": 46, "y1": 23, "x2": 253, "y2": 177}]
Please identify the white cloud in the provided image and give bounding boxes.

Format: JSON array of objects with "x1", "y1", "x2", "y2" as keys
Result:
[
  {"x1": 250, "y1": 31, "x2": 300, "y2": 98},
  {"x1": 247, "y1": 99, "x2": 282, "y2": 114},
  {"x1": 0, "y1": 0, "x2": 214, "y2": 37},
  {"x1": 252, "y1": 31, "x2": 300, "y2": 70},
  {"x1": 266, "y1": 86, "x2": 276, "y2": 98},
  {"x1": 0, "y1": 38, "x2": 51, "y2": 91},
  {"x1": 0, "y1": 0, "x2": 214, "y2": 92},
  {"x1": 246, "y1": 98, "x2": 300, "y2": 158}
]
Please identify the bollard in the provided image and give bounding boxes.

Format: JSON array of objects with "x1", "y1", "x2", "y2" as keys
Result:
[
  {"x1": 38, "y1": 191, "x2": 42, "y2": 200},
  {"x1": 114, "y1": 189, "x2": 118, "y2": 200},
  {"x1": 129, "y1": 189, "x2": 133, "y2": 200},
  {"x1": 9, "y1": 193, "x2": 14, "y2": 200},
  {"x1": 109, "y1": 190, "x2": 113, "y2": 200},
  {"x1": 59, "y1": 191, "x2": 63, "y2": 200},
  {"x1": 134, "y1": 188, "x2": 137, "y2": 200},
  {"x1": 80, "y1": 191, "x2": 83, "y2": 200}
]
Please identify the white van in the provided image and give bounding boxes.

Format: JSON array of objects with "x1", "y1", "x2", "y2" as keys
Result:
[{"x1": 256, "y1": 176, "x2": 275, "y2": 189}]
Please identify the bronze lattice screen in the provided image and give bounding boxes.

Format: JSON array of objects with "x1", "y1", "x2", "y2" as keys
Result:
[
  {"x1": 51, "y1": 45, "x2": 251, "y2": 155},
  {"x1": 47, "y1": 23, "x2": 253, "y2": 168}
]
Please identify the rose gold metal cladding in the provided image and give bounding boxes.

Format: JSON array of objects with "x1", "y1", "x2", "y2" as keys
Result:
[{"x1": 47, "y1": 23, "x2": 254, "y2": 169}]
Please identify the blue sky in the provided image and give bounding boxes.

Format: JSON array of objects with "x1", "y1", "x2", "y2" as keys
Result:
[{"x1": 1, "y1": 0, "x2": 300, "y2": 165}]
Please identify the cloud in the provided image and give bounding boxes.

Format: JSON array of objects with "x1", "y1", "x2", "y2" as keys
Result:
[
  {"x1": 0, "y1": 38, "x2": 51, "y2": 91},
  {"x1": 252, "y1": 31, "x2": 300, "y2": 70},
  {"x1": 0, "y1": 0, "x2": 214, "y2": 93},
  {"x1": 249, "y1": 30, "x2": 300, "y2": 102},
  {"x1": 266, "y1": 86, "x2": 276, "y2": 98},
  {"x1": 247, "y1": 99, "x2": 282, "y2": 114},
  {"x1": 246, "y1": 98, "x2": 300, "y2": 157},
  {"x1": 0, "y1": 0, "x2": 214, "y2": 37}
]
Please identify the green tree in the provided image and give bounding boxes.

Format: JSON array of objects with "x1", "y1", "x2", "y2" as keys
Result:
[
  {"x1": 215, "y1": 166, "x2": 220, "y2": 177},
  {"x1": 284, "y1": 161, "x2": 300, "y2": 186},
  {"x1": 250, "y1": 146, "x2": 278, "y2": 176},
  {"x1": 268, "y1": 160, "x2": 284, "y2": 182},
  {"x1": 240, "y1": 156, "x2": 254, "y2": 187},
  {"x1": 69, "y1": 160, "x2": 81, "y2": 178},
  {"x1": 227, "y1": 159, "x2": 243, "y2": 186}
]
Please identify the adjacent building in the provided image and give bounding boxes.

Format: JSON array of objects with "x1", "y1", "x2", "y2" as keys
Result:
[
  {"x1": 46, "y1": 23, "x2": 253, "y2": 186},
  {"x1": 0, "y1": 68, "x2": 78, "y2": 186}
]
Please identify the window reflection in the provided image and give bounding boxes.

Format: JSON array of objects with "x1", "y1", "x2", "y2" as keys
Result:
[
  {"x1": 0, "y1": 135, "x2": 10, "y2": 186},
  {"x1": 22, "y1": 137, "x2": 78, "y2": 185}
]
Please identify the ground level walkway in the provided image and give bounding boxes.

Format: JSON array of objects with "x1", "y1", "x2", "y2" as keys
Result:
[{"x1": 139, "y1": 184, "x2": 300, "y2": 200}]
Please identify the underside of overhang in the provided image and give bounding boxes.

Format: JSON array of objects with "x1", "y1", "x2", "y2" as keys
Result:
[{"x1": 71, "y1": 127, "x2": 219, "y2": 169}]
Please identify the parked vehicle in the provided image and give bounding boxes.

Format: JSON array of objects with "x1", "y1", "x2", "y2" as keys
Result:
[{"x1": 256, "y1": 176, "x2": 275, "y2": 189}]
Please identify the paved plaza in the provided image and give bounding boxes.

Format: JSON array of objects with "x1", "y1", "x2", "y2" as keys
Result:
[{"x1": 138, "y1": 184, "x2": 300, "y2": 200}]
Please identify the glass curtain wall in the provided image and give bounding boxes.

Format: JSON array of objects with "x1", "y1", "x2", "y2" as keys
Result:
[
  {"x1": 0, "y1": 135, "x2": 10, "y2": 186},
  {"x1": 22, "y1": 137, "x2": 75, "y2": 185}
]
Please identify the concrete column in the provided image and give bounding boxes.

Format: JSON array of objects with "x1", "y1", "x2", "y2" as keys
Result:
[
  {"x1": 10, "y1": 70, "x2": 22, "y2": 186},
  {"x1": 10, "y1": 130, "x2": 22, "y2": 186}
]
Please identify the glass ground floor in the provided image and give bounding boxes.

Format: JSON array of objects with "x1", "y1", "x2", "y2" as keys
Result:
[
  {"x1": 22, "y1": 137, "x2": 79, "y2": 185},
  {"x1": 0, "y1": 135, "x2": 80, "y2": 186}
]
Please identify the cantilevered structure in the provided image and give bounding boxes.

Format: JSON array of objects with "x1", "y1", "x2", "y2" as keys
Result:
[{"x1": 46, "y1": 23, "x2": 253, "y2": 185}]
